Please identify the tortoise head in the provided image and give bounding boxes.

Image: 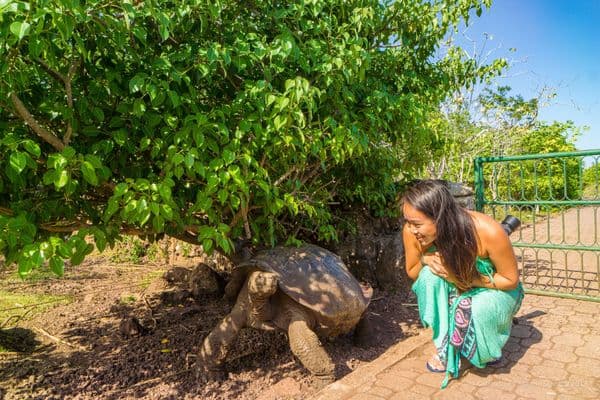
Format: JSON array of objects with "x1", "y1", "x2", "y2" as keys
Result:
[{"x1": 248, "y1": 271, "x2": 278, "y2": 298}]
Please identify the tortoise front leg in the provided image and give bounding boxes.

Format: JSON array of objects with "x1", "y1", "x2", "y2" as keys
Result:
[
  {"x1": 287, "y1": 307, "x2": 335, "y2": 385},
  {"x1": 223, "y1": 268, "x2": 248, "y2": 301},
  {"x1": 198, "y1": 293, "x2": 247, "y2": 379}
]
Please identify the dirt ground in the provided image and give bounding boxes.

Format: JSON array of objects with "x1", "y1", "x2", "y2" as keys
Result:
[{"x1": 0, "y1": 253, "x2": 421, "y2": 400}]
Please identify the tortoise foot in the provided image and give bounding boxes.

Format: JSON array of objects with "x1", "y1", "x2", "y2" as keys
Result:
[
  {"x1": 196, "y1": 364, "x2": 227, "y2": 383},
  {"x1": 312, "y1": 374, "x2": 335, "y2": 390}
]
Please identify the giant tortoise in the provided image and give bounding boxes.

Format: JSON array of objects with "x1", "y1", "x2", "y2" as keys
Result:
[{"x1": 198, "y1": 244, "x2": 373, "y2": 384}]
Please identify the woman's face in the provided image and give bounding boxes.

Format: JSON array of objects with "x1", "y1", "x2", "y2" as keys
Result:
[{"x1": 402, "y1": 202, "x2": 437, "y2": 247}]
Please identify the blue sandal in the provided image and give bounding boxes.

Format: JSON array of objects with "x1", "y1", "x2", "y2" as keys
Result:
[
  {"x1": 426, "y1": 354, "x2": 446, "y2": 373},
  {"x1": 486, "y1": 358, "x2": 502, "y2": 366}
]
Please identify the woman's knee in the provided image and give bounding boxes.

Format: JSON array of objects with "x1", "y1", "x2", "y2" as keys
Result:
[
  {"x1": 413, "y1": 266, "x2": 451, "y2": 298},
  {"x1": 415, "y1": 266, "x2": 447, "y2": 286}
]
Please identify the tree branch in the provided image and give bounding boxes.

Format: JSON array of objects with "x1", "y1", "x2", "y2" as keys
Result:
[
  {"x1": 33, "y1": 58, "x2": 79, "y2": 146},
  {"x1": 39, "y1": 221, "x2": 92, "y2": 232},
  {"x1": 274, "y1": 167, "x2": 298, "y2": 186},
  {"x1": 229, "y1": 204, "x2": 259, "y2": 236},
  {"x1": 34, "y1": 58, "x2": 66, "y2": 83},
  {"x1": 9, "y1": 93, "x2": 65, "y2": 151},
  {"x1": 0, "y1": 206, "x2": 14, "y2": 216},
  {"x1": 63, "y1": 59, "x2": 80, "y2": 146},
  {"x1": 168, "y1": 231, "x2": 200, "y2": 246}
]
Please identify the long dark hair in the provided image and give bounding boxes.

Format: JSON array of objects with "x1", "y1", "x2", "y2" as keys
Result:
[{"x1": 402, "y1": 180, "x2": 478, "y2": 291}]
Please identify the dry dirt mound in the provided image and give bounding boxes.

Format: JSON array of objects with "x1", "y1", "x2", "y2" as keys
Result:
[{"x1": 0, "y1": 257, "x2": 421, "y2": 400}]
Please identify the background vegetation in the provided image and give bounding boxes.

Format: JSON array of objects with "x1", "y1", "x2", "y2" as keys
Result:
[{"x1": 1, "y1": 0, "x2": 509, "y2": 276}]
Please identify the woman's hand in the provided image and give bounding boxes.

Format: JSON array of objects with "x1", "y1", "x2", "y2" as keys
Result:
[
  {"x1": 421, "y1": 252, "x2": 460, "y2": 286},
  {"x1": 422, "y1": 252, "x2": 449, "y2": 279}
]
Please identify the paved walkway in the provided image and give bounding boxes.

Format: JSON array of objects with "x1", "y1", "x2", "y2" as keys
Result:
[{"x1": 311, "y1": 294, "x2": 599, "y2": 400}]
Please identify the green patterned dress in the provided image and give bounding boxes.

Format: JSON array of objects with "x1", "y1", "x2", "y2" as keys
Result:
[{"x1": 412, "y1": 253, "x2": 524, "y2": 388}]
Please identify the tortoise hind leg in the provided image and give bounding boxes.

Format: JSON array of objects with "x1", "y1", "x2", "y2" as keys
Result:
[
  {"x1": 287, "y1": 306, "x2": 335, "y2": 386},
  {"x1": 353, "y1": 311, "x2": 376, "y2": 348}
]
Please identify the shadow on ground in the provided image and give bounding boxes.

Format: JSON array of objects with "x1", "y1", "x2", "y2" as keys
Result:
[
  {"x1": 0, "y1": 287, "x2": 420, "y2": 400},
  {"x1": 467, "y1": 309, "x2": 545, "y2": 379}
]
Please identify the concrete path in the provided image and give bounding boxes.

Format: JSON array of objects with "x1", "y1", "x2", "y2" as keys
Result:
[{"x1": 311, "y1": 294, "x2": 599, "y2": 400}]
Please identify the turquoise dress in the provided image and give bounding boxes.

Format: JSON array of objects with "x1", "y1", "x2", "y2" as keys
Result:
[{"x1": 412, "y1": 252, "x2": 524, "y2": 388}]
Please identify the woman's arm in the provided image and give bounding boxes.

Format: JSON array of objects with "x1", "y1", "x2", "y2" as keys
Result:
[
  {"x1": 471, "y1": 213, "x2": 520, "y2": 291},
  {"x1": 402, "y1": 225, "x2": 424, "y2": 280},
  {"x1": 403, "y1": 225, "x2": 456, "y2": 282}
]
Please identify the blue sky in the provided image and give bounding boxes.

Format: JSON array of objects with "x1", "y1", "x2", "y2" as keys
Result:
[{"x1": 457, "y1": 0, "x2": 600, "y2": 150}]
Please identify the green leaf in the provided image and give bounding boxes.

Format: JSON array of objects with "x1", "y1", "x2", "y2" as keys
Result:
[
  {"x1": 218, "y1": 189, "x2": 228, "y2": 204},
  {"x1": 22, "y1": 140, "x2": 41, "y2": 157},
  {"x1": 158, "y1": 20, "x2": 170, "y2": 41},
  {"x1": 193, "y1": 130, "x2": 204, "y2": 146},
  {"x1": 139, "y1": 209, "x2": 151, "y2": 226},
  {"x1": 49, "y1": 257, "x2": 65, "y2": 276},
  {"x1": 149, "y1": 202, "x2": 160, "y2": 216},
  {"x1": 133, "y1": 26, "x2": 147, "y2": 44},
  {"x1": 152, "y1": 214, "x2": 165, "y2": 232},
  {"x1": 123, "y1": 200, "x2": 138, "y2": 217},
  {"x1": 140, "y1": 137, "x2": 152, "y2": 150},
  {"x1": 184, "y1": 152, "x2": 195, "y2": 169},
  {"x1": 113, "y1": 182, "x2": 129, "y2": 197},
  {"x1": 18, "y1": 257, "x2": 33, "y2": 277},
  {"x1": 10, "y1": 20, "x2": 30, "y2": 40},
  {"x1": 71, "y1": 251, "x2": 85, "y2": 265},
  {"x1": 55, "y1": 241, "x2": 72, "y2": 258},
  {"x1": 92, "y1": 107, "x2": 105, "y2": 122},
  {"x1": 62, "y1": 147, "x2": 76, "y2": 159},
  {"x1": 55, "y1": 169, "x2": 69, "y2": 188},
  {"x1": 168, "y1": 91, "x2": 180, "y2": 107},
  {"x1": 222, "y1": 149, "x2": 235, "y2": 164},
  {"x1": 129, "y1": 74, "x2": 146, "y2": 93},
  {"x1": 85, "y1": 154, "x2": 103, "y2": 169},
  {"x1": 158, "y1": 183, "x2": 171, "y2": 201},
  {"x1": 104, "y1": 199, "x2": 120, "y2": 221},
  {"x1": 81, "y1": 161, "x2": 98, "y2": 185},
  {"x1": 274, "y1": 115, "x2": 287, "y2": 130},
  {"x1": 202, "y1": 238, "x2": 213, "y2": 253},
  {"x1": 48, "y1": 153, "x2": 68, "y2": 169},
  {"x1": 94, "y1": 230, "x2": 107, "y2": 252},
  {"x1": 160, "y1": 204, "x2": 174, "y2": 220},
  {"x1": 133, "y1": 99, "x2": 146, "y2": 116},
  {"x1": 172, "y1": 153, "x2": 184, "y2": 165},
  {"x1": 43, "y1": 170, "x2": 56, "y2": 185},
  {"x1": 9, "y1": 152, "x2": 27, "y2": 173}
]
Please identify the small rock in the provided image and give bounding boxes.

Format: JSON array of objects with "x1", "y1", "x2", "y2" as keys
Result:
[
  {"x1": 119, "y1": 317, "x2": 149, "y2": 337},
  {"x1": 160, "y1": 289, "x2": 191, "y2": 305}
]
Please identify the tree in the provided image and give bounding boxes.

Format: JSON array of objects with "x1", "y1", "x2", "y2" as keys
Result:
[
  {"x1": 582, "y1": 162, "x2": 599, "y2": 199},
  {"x1": 426, "y1": 83, "x2": 583, "y2": 207},
  {"x1": 1, "y1": 0, "x2": 500, "y2": 276}
]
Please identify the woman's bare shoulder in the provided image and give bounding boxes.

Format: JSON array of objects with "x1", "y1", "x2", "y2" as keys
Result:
[{"x1": 468, "y1": 210, "x2": 506, "y2": 242}]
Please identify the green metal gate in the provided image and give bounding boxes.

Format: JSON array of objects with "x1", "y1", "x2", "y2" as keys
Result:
[{"x1": 474, "y1": 149, "x2": 600, "y2": 302}]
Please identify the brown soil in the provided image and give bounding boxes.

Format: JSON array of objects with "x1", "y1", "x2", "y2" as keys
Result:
[{"x1": 0, "y1": 256, "x2": 421, "y2": 400}]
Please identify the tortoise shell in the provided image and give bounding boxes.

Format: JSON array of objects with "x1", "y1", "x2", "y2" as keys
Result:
[{"x1": 237, "y1": 244, "x2": 371, "y2": 328}]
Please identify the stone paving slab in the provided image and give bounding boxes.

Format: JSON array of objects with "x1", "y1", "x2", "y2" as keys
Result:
[{"x1": 311, "y1": 295, "x2": 600, "y2": 400}]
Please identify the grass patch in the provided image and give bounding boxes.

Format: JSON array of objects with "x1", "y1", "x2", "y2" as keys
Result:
[
  {"x1": 0, "y1": 290, "x2": 72, "y2": 353},
  {"x1": 139, "y1": 269, "x2": 166, "y2": 290},
  {"x1": 119, "y1": 294, "x2": 137, "y2": 304},
  {"x1": 3, "y1": 266, "x2": 61, "y2": 283},
  {"x1": 0, "y1": 290, "x2": 72, "y2": 328}
]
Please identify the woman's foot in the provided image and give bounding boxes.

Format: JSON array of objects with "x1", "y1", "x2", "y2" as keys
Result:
[
  {"x1": 426, "y1": 353, "x2": 446, "y2": 373},
  {"x1": 486, "y1": 357, "x2": 502, "y2": 366}
]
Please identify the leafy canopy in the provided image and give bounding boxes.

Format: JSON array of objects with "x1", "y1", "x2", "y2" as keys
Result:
[{"x1": 1, "y1": 0, "x2": 500, "y2": 276}]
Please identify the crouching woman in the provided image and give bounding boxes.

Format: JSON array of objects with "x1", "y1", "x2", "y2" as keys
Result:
[{"x1": 401, "y1": 180, "x2": 524, "y2": 388}]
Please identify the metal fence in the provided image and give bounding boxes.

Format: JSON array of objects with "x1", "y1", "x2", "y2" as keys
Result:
[{"x1": 474, "y1": 149, "x2": 600, "y2": 302}]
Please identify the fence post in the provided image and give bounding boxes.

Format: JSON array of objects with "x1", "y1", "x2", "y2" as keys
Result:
[{"x1": 474, "y1": 157, "x2": 484, "y2": 212}]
